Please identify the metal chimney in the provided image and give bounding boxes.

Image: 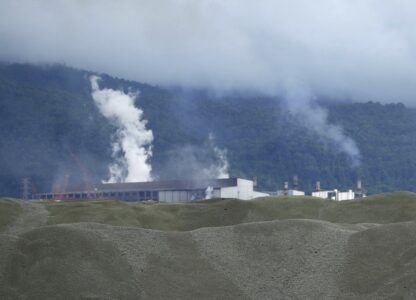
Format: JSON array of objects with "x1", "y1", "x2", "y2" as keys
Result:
[
  {"x1": 293, "y1": 175, "x2": 299, "y2": 190},
  {"x1": 357, "y1": 179, "x2": 362, "y2": 191},
  {"x1": 283, "y1": 181, "x2": 289, "y2": 196},
  {"x1": 284, "y1": 181, "x2": 289, "y2": 190},
  {"x1": 316, "y1": 181, "x2": 321, "y2": 191},
  {"x1": 21, "y1": 178, "x2": 31, "y2": 200}
]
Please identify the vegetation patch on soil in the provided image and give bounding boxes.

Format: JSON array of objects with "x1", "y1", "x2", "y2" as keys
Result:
[
  {"x1": 45, "y1": 192, "x2": 416, "y2": 231},
  {"x1": 0, "y1": 199, "x2": 21, "y2": 232},
  {"x1": 3, "y1": 193, "x2": 416, "y2": 299},
  {"x1": 320, "y1": 191, "x2": 416, "y2": 224}
]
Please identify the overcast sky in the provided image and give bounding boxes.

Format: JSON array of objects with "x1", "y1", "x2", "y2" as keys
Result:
[{"x1": 1, "y1": 0, "x2": 416, "y2": 104}]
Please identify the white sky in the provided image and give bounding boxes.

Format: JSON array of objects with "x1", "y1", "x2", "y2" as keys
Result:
[{"x1": 1, "y1": 0, "x2": 416, "y2": 104}]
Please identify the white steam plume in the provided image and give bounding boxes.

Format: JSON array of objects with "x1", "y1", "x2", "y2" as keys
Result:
[
  {"x1": 163, "y1": 134, "x2": 230, "y2": 180},
  {"x1": 205, "y1": 186, "x2": 214, "y2": 200},
  {"x1": 285, "y1": 81, "x2": 361, "y2": 166},
  {"x1": 208, "y1": 133, "x2": 229, "y2": 179},
  {"x1": 90, "y1": 76, "x2": 153, "y2": 183},
  {"x1": 5, "y1": 0, "x2": 409, "y2": 165}
]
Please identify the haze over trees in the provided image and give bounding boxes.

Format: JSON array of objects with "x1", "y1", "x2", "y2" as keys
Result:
[{"x1": 1, "y1": 63, "x2": 416, "y2": 197}]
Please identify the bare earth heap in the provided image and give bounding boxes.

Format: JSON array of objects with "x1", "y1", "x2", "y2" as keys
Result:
[{"x1": 1, "y1": 193, "x2": 416, "y2": 299}]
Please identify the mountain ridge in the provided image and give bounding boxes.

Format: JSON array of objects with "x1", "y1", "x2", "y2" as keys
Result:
[{"x1": 1, "y1": 62, "x2": 416, "y2": 196}]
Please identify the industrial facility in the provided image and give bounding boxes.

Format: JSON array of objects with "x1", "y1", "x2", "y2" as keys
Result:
[
  {"x1": 32, "y1": 174, "x2": 367, "y2": 203},
  {"x1": 311, "y1": 180, "x2": 366, "y2": 201},
  {"x1": 276, "y1": 175, "x2": 305, "y2": 196},
  {"x1": 34, "y1": 177, "x2": 269, "y2": 202},
  {"x1": 274, "y1": 176, "x2": 366, "y2": 201}
]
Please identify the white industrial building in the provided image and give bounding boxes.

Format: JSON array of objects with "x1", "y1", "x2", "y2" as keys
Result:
[
  {"x1": 158, "y1": 178, "x2": 269, "y2": 202},
  {"x1": 276, "y1": 189, "x2": 305, "y2": 196},
  {"x1": 311, "y1": 181, "x2": 366, "y2": 201},
  {"x1": 34, "y1": 178, "x2": 269, "y2": 202},
  {"x1": 312, "y1": 189, "x2": 355, "y2": 201},
  {"x1": 276, "y1": 177, "x2": 305, "y2": 196}
]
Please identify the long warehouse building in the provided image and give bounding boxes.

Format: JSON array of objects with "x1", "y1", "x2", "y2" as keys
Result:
[{"x1": 34, "y1": 178, "x2": 269, "y2": 202}]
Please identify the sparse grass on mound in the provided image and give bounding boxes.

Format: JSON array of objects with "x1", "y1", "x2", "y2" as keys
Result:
[
  {"x1": 320, "y1": 191, "x2": 416, "y2": 224},
  {"x1": 0, "y1": 225, "x2": 140, "y2": 299},
  {"x1": 46, "y1": 200, "x2": 142, "y2": 227},
  {"x1": 0, "y1": 199, "x2": 21, "y2": 231},
  {"x1": 45, "y1": 196, "x2": 327, "y2": 231},
  {"x1": 45, "y1": 199, "x2": 247, "y2": 231},
  {"x1": 245, "y1": 196, "x2": 327, "y2": 221},
  {"x1": 44, "y1": 192, "x2": 416, "y2": 230}
]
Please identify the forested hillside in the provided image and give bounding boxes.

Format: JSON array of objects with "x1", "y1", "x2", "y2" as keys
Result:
[{"x1": 1, "y1": 63, "x2": 415, "y2": 196}]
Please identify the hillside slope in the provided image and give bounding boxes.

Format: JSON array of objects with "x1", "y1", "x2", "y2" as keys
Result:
[
  {"x1": 44, "y1": 192, "x2": 416, "y2": 230},
  {"x1": 1, "y1": 220, "x2": 416, "y2": 299},
  {"x1": 2, "y1": 194, "x2": 416, "y2": 299},
  {"x1": 0, "y1": 199, "x2": 21, "y2": 231},
  {"x1": 2, "y1": 63, "x2": 416, "y2": 196}
]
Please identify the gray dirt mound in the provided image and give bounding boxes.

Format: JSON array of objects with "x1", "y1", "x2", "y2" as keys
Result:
[
  {"x1": 339, "y1": 221, "x2": 416, "y2": 299},
  {"x1": 0, "y1": 226, "x2": 141, "y2": 300},
  {"x1": 192, "y1": 219, "x2": 357, "y2": 299},
  {"x1": 43, "y1": 192, "x2": 416, "y2": 231},
  {"x1": 1, "y1": 219, "x2": 416, "y2": 299}
]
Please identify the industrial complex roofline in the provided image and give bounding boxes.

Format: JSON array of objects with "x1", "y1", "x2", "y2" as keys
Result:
[
  {"x1": 33, "y1": 177, "x2": 269, "y2": 202},
  {"x1": 38, "y1": 178, "x2": 241, "y2": 194}
]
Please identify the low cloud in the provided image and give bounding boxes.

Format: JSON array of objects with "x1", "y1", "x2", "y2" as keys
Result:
[
  {"x1": 1, "y1": 1, "x2": 415, "y2": 165},
  {"x1": 0, "y1": 1, "x2": 415, "y2": 103}
]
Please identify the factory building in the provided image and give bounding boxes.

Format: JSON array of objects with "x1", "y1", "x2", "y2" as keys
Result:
[
  {"x1": 312, "y1": 189, "x2": 354, "y2": 201},
  {"x1": 34, "y1": 178, "x2": 269, "y2": 202},
  {"x1": 276, "y1": 175, "x2": 305, "y2": 196},
  {"x1": 311, "y1": 180, "x2": 366, "y2": 201},
  {"x1": 276, "y1": 188, "x2": 305, "y2": 196}
]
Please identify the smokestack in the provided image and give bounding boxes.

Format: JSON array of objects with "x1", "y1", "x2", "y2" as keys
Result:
[
  {"x1": 283, "y1": 181, "x2": 289, "y2": 196},
  {"x1": 253, "y1": 177, "x2": 257, "y2": 187},
  {"x1": 21, "y1": 178, "x2": 31, "y2": 200},
  {"x1": 357, "y1": 179, "x2": 362, "y2": 191},
  {"x1": 316, "y1": 181, "x2": 321, "y2": 191},
  {"x1": 293, "y1": 175, "x2": 299, "y2": 190}
]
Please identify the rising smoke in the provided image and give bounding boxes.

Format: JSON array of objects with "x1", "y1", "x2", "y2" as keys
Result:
[
  {"x1": 90, "y1": 76, "x2": 153, "y2": 183},
  {"x1": 284, "y1": 82, "x2": 361, "y2": 165},
  {"x1": 208, "y1": 133, "x2": 229, "y2": 178},
  {"x1": 160, "y1": 134, "x2": 229, "y2": 180},
  {"x1": 2, "y1": 1, "x2": 415, "y2": 166}
]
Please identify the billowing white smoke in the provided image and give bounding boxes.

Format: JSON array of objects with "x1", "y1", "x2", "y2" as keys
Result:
[
  {"x1": 205, "y1": 186, "x2": 214, "y2": 199},
  {"x1": 4, "y1": 0, "x2": 382, "y2": 165},
  {"x1": 90, "y1": 76, "x2": 153, "y2": 183},
  {"x1": 162, "y1": 134, "x2": 230, "y2": 180},
  {"x1": 208, "y1": 133, "x2": 229, "y2": 179}
]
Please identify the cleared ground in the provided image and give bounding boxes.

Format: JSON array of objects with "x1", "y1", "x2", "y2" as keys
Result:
[{"x1": 1, "y1": 192, "x2": 416, "y2": 299}]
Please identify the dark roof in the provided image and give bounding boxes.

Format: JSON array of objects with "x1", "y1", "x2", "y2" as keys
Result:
[
  {"x1": 97, "y1": 178, "x2": 238, "y2": 192},
  {"x1": 38, "y1": 178, "x2": 241, "y2": 194}
]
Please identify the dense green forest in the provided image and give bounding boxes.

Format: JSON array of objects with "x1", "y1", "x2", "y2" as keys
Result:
[{"x1": 1, "y1": 62, "x2": 415, "y2": 197}]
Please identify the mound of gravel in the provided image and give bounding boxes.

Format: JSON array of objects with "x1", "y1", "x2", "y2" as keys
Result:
[
  {"x1": 339, "y1": 221, "x2": 416, "y2": 299},
  {"x1": 2, "y1": 219, "x2": 415, "y2": 299},
  {"x1": 0, "y1": 226, "x2": 140, "y2": 299}
]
